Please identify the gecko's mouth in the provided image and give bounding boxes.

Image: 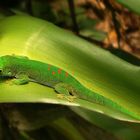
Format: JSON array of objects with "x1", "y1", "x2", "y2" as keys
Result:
[{"x1": 0, "y1": 69, "x2": 2, "y2": 75}]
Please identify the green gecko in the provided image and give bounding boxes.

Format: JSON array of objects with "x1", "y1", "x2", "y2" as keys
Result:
[{"x1": 0, "y1": 55, "x2": 139, "y2": 120}]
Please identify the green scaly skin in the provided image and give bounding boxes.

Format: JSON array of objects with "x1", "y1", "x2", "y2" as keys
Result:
[{"x1": 0, "y1": 55, "x2": 140, "y2": 120}]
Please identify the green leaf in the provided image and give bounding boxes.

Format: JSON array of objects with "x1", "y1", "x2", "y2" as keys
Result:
[
  {"x1": 71, "y1": 107, "x2": 140, "y2": 140},
  {"x1": 80, "y1": 29, "x2": 106, "y2": 41},
  {"x1": 109, "y1": 48, "x2": 140, "y2": 66},
  {"x1": 0, "y1": 15, "x2": 140, "y2": 122},
  {"x1": 116, "y1": 0, "x2": 140, "y2": 14},
  {"x1": 51, "y1": 118, "x2": 85, "y2": 140}
]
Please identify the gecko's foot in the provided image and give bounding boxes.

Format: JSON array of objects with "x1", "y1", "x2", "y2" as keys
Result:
[
  {"x1": 11, "y1": 78, "x2": 29, "y2": 85},
  {"x1": 57, "y1": 94, "x2": 76, "y2": 102},
  {"x1": 54, "y1": 83, "x2": 77, "y2": 102},
  {"x1": 65, "y1": 95, "x2": 77, "y2": 102},
  {"x1": 5, "y1": 79, "x2": 13, "y2": 84},
  {"x1": 57, "y1": 94, "x2": 65, "y2": 99}
]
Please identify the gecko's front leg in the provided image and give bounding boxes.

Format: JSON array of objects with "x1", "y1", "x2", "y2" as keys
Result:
[{"x1": 12, "y1": 74, "x2": 30, "y2": 85}]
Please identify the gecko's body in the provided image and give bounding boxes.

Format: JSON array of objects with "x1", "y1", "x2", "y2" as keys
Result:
[{"x1": 0, "y1": 55, "x2": 139, "y2": 119}]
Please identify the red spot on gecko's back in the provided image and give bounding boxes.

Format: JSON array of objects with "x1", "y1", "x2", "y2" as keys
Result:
[
  {"x1": 52, "y1": 71, "x2": 55, "y2": 75},
  {"x1": 65, "y1": 72, "x2": 68, "y2": 77},
  {"x1": 48, "y1": 65, "x2": 51, "y2": 70},
  {"x1": 58, "y1": 69, "x2": 62, "y2": 74}
]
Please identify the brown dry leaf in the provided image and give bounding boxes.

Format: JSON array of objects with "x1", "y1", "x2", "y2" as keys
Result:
[
  {"x1": 52, "y1": 0, "x2": 140, "y2": 58},
  {"x1": 104, "y1": 30, "x2": 118, "y2": 48}
]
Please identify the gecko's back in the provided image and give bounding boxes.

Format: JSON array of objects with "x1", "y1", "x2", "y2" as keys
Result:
[{"x1": 0, "y1": 55, "x2": 80, "y2": 87}]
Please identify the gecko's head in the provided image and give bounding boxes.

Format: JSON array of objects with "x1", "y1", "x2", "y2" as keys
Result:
[{"x1": 0, "y1": 55, "x2": 14, "y2": 77}]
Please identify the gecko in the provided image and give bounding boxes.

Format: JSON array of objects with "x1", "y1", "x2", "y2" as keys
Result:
[{"x1": 0, "y1": 55, "x2": 139, "y2": 120}]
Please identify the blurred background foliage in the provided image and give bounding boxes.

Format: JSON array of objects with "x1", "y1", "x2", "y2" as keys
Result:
[
  {"x1": 1, "y1": 0, "x2": 140, "y2": 63},
  {"x1": 0, "y1": 0, "x2": 140, "y2": 140}
]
